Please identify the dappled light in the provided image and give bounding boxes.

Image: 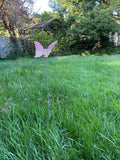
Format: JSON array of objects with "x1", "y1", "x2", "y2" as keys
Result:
[{"x1": 105, "y1": 61, "x2": 120, "y2": 65}]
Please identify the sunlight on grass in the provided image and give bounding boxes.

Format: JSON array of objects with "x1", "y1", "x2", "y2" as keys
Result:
[
  {"x1": 105, "y1": 61, "x2": 120, "y2": 65},
  {"x1": 56, "y1": 55, "x2": 76, "y2": 60}
]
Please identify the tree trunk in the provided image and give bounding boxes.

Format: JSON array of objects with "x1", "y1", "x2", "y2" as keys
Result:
[{"x1": 2, "y1": 18, "x2": 17, "y2": 45}]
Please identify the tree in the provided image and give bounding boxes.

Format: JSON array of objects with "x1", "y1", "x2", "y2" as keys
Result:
[
  {"x1": 49, "y1": 0, "x2": 120, "y2": 52},
  {"x1": 34, "y1": 11, "x2": 53, "y2": 21},
  {"x1": 0, "y1": 0, "x2": 36, "y2": 43}
]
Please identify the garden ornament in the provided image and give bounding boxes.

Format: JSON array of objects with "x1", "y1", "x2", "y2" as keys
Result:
[
  {"x1": 34, "y1": 41, "x2": 57, "y2": 58},
  {"x1": 34, "y1": 40, "x2": 57, "y2": 124}
]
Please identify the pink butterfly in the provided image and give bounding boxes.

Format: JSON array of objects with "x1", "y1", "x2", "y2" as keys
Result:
[{"x1": 34, "y1": 41, "x2": 57, "y2": 58}]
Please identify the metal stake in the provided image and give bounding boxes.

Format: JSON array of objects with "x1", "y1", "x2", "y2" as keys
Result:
[
  {"x1": 42, "y1": 27, "x2": 50, "y2": 123},
  {"x1": 45, "y1": 58, "x2": 50, "y2": 123}
]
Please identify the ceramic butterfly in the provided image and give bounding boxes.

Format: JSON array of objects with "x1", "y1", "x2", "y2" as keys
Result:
[{"x1": 34, "y1": 41, "x2": 57, "y2": 58}]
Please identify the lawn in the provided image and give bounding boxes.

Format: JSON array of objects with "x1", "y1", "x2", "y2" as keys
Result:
[{"x1": 0, "y1": 55, "x2": 120, "y2": 160}]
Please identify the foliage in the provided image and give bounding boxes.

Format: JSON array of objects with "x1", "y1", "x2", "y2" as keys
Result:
[
  {"x1": 7, "y1": 43, "x2": 25, "y2": 59},
  {"x1": 0, "y1": 55, "x2": 120, "y2": 159},
  {"x1": 49, "y1": 0, "x2": 120, "y2": 53},
  {"x1": 0, "y1": 22, "x2": 7, "y2": 36},
  {"x1": 70, "y1": 9, "x2": 120, "y2": 49},
  {"x1": 0, "y1": 0, "x2": 35, "y2": 43},
  {"x1": 98, "y1": 44, "x2": 120, "y2": 55},
  {"x1": 34, "y1": 11, "x2": 53, "y2": 21}
]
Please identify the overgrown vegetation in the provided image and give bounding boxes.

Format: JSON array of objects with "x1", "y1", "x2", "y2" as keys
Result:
[
  {"x1": 0, "y1": 55, "x2": 120, "y2": 159},
  {"x1": 7, "y1": 44, "x2": 25, "y2": 59},
  {"x1": 1, "y1": 0, "x2": 120, "y2": 58},
  {"x1": 47, "y1": 0, "x2": 120, "y2": 55}
]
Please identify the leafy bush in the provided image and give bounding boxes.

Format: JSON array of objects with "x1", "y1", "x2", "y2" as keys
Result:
[
  {"x1": 7, "y1": 43, "x2": 25, "y2": 59},
  {"x1": 93, "y1": 42, "x2": 120, "y2": 55}
]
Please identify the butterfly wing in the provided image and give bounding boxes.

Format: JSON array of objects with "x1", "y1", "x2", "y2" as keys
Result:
[
  {"x1": 43, "y1": 49, "x2": 50, "y2": 58},
  {"x1": 34, "y1": 41, "x2": 44, "y2": 58},
  {"x1": 48, "y1": 41, "x2": 58, "y2": 51},
  {"x1": 34, "y1": 41, "x2": 44, "y2": 50},
  {"x1": 43, "y1": 41, "x2": 57, "y2": 58}
]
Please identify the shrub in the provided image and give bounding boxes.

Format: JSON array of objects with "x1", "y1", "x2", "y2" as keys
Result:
[{"x1": 7, "y1": 43, "x2": 25, "y2": 59}]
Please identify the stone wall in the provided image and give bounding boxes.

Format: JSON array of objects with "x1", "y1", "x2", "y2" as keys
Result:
[
  {"x1": 0, "y1": 35, "x2": 34, "y2": 58},
  {"x1": 0, "y1": 35, "x2": 11, "y2": 58}
]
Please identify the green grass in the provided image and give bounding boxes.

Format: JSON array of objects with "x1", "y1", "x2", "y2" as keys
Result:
[{"x1": 0, "y1": 55, "x2": 120, "y2": 160}]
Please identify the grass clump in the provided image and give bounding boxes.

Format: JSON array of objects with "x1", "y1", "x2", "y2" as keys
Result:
[{"x1": 0, "y1": 55, "x2": 120, "y2": 160}]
